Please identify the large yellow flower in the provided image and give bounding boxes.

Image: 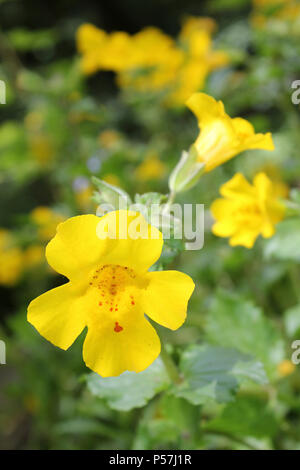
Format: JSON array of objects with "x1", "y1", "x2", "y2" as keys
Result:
[
  {"x1": 186, "y1": 93, "x2": 274, "y2": 172},
  {"x1": 211, "y1": 172, "x2": 285, "y2": 248},
  {"x1": 27, "y1": 211, "x2": 194, "y2": 377}
]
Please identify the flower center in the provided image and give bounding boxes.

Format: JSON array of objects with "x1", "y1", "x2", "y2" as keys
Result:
[{"x1": 88, "y1": 264, "x2": 144, "y2": 333}]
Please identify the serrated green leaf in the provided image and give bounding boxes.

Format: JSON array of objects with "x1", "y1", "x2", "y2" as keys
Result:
[
  {"x1": 87, "y1": 358, "x2": 170, "y2": 411},
  {"x1": 205, "y1": 290, "x2": 285, "y2": 378},
  {"x1": 92, "y1": 176, "x2": 131, "y2": 212},
  {"x1": 173, "y1": 345, "x2": 267, "y2": 405}
]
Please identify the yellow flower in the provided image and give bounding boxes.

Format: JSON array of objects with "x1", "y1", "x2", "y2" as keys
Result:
[
  {"x1": 76, "y1": 24, "x2": 108, "y2": 74},
  {"x1": 187, "y1": 93, "x2": 274, "y2": 172},
  {"x1": 102, "y1": 173, "x2": 121, "y2": 187},
  {"x1": 0, "y1": 229, "x2": 23, "y2": 286},
  {"x1": 98, "y1": 129, "x2": 122, "y2": 149},
  {"x1": 27, "y1": 211, "x2": 195, "y2": 377},
  {"x1": 277, "y1": 359, "x2": 296, "y2": 377},
  {"x1": 31, "y1": 206, "x2": 66, "y2": 241},
  {"x1": 29, "y1": 134, "x2": 54, "y2": 165},
  {"x1": 211, "y1": 172, "x2": 285, "y2": 248},
  {"x1": 135, "y1": 152, "x2": 167, "y2": 182},
  {"x1": 24, "y1": 245, "x2": 45, "y2": 268}
]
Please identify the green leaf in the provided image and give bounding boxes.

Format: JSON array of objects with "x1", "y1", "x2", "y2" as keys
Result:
[
  {"x1": 92, "y1": 176, "x2": 131, "y2": 212},
  {"x1": 173, "y1": 345, "x2": 267, "y2": 405},
  {"x1": 86, "y1": 358, "x2": 170, "y2": 411},
  {"x1": 205, "y1": 290, "x2": 285, "y2": 378},
  {"x1": 264, "y1": 219, "x2": 300, "y2": 262},
  {"x1": 8, "y1": 28, "x2": 57, "y2": 51},
  {"x1": 205, "y1": 396, "x2": 278, "y2": 439}
]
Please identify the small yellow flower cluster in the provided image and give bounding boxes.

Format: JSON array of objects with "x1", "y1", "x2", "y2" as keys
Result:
[
  {"x1": 76, "y1": 17, "x2": 228, "y2": 106},
  {"x1": 251, "y1": 0, "x2": 300, "y2": 32}
]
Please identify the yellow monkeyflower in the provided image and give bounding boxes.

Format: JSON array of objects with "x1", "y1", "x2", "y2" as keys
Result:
[
  {"x1": 29, "y1": 134, "x2": 54, "y2": 165},
  {"x1": 98, "y1": 129, "x2": 122, "y2": 149},
  {"x1": 24, "y1": 245, "x2": 45, "y2": 268},
  {"x1": 135, "y1": 152, "x2": 167, "y2": 182},
  {"x1": 102, "y1": 173, "x2": 121, "y2": 187},
  {"x1": 211, "y1": 172, "x2": 285, "y2": 248},
  {"x1": 187, "y1": 93, "x2": 274, "y2": 172},
  {"x1": 27, "y1": 211, "x2": 194, "y2": 377},
  {"x1": 76, "y1": 23, "x2": 108, "y2": 74},
  {"x1": 76, "y1": 20, "x2": 228, "y2": 105},
  {"x1": 31, "y1": 206, "x2": 66, "y2": 241},
  {"x1": 0, "y1": 229, "x2": 23, "y2": 286},
  {"x1": 277, "y1": 359, "x2": 296, "y2": 377}
]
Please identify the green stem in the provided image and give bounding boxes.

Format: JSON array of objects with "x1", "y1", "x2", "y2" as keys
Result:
[
  {"x1": 162, "y1": 190, "x2": 177, "y2": 215},
  {"x1": 160, "y1": 342, "x2": 182, "y2": 385}
]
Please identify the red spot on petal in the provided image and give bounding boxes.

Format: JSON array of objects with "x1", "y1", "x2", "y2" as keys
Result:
[
  {"x1": 114, "y1": 322, "x2": 123, "y2": 333},
  {"x1": 131, "y1": 301, "x2": 135, "y2": 305},
  {"x1": 99, "y1": 302, "x2": 102, "y2": 306}
]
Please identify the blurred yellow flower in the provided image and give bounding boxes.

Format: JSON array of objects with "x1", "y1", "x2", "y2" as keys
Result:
[
  {"x1": 27, "y1": 211, "x2": 194, "y2": 377},
  {"x1": 24, "y1": 245, "x2": 45, "y2": 268},
  {"x1": 257, "y1": 163, "x2": 289, "y2": 198},
  {"x1": 277, "y1": 359, "x2": 296, "y2": 377},
  {"x1": 211, "y1": 172, "x2": 285, "y2": 248},
  {"x1": 102, "y1": 173, "x2": 121, "y2": 187},
  {"x1": 187, "y1": 93, "x2": 274, "y2": 172},
  {"x1": 29, "y1": 134, "x2": 54, "y2": 165},
  {"x1": 77, "y1": 19, "x2": 228, "y2": 106},
  {"x1": 76, "y1": 23, "x2": 108, "y2": 74},
  {"x1": 135, "y1": 152, "x2": 167, "y2": 182},
  {"x1": 31, "y1": 206, "x2": 66, "y2": 241},
  {"x1": 0, "y1": 229, "x2": 23, "y2": 286},
  {"x1": 98, "y1": 129, "x2": 122, "y2": 149}
]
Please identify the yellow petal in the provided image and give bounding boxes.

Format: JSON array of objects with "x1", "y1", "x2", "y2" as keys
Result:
[
  {"x1": 229, "y1": 228, "x2": 259, "y2": 248},
  {"x1": 46, "y1": 215, "x2": 108, "y2": 281},
  {"x1": 83, "y1": 314, "x2": 161, "y2": 377},
  {"x1": 27, "y1": 283, "x2": 87, "y2": 350},
  {"x1": 76, "y1": 24, "x2": 107, "y2": 53},
  {"x1": 232, "y1": 117, "x2": 255, "y2": 139},
  {"x1": 142, "y1": 271, "x2": 195, "y2": 330},
  {"x1": 210, "y1": 198, "x2": 235, "y2": 220},
  {"x1": 186, "y1": 92, "x2": 226, "y2": 123},
  {"x1": 220, "y1": 173, "x2": 255, "y2": 200},
  {"x1": 253, "y1": 172, "x2": 272, "y2": 201},
  {"x1": 95, "y1": 210, "x2": 163, "y2": 273}
]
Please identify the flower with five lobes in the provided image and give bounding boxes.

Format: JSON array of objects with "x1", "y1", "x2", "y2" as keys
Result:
[
  {"x1": 27, "y1": 210, "x2": 195, "y2": 377},
  {"x1": 187, "y1": 93, "x2": 274, "y2": 172},
  {"x1": 210, "y1": 172, "x2": 286, "y2": 248}
]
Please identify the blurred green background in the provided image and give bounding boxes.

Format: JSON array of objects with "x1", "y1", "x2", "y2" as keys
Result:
[{"x1": 1, "y1": 0, "x2": 300, "y2": 450}]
